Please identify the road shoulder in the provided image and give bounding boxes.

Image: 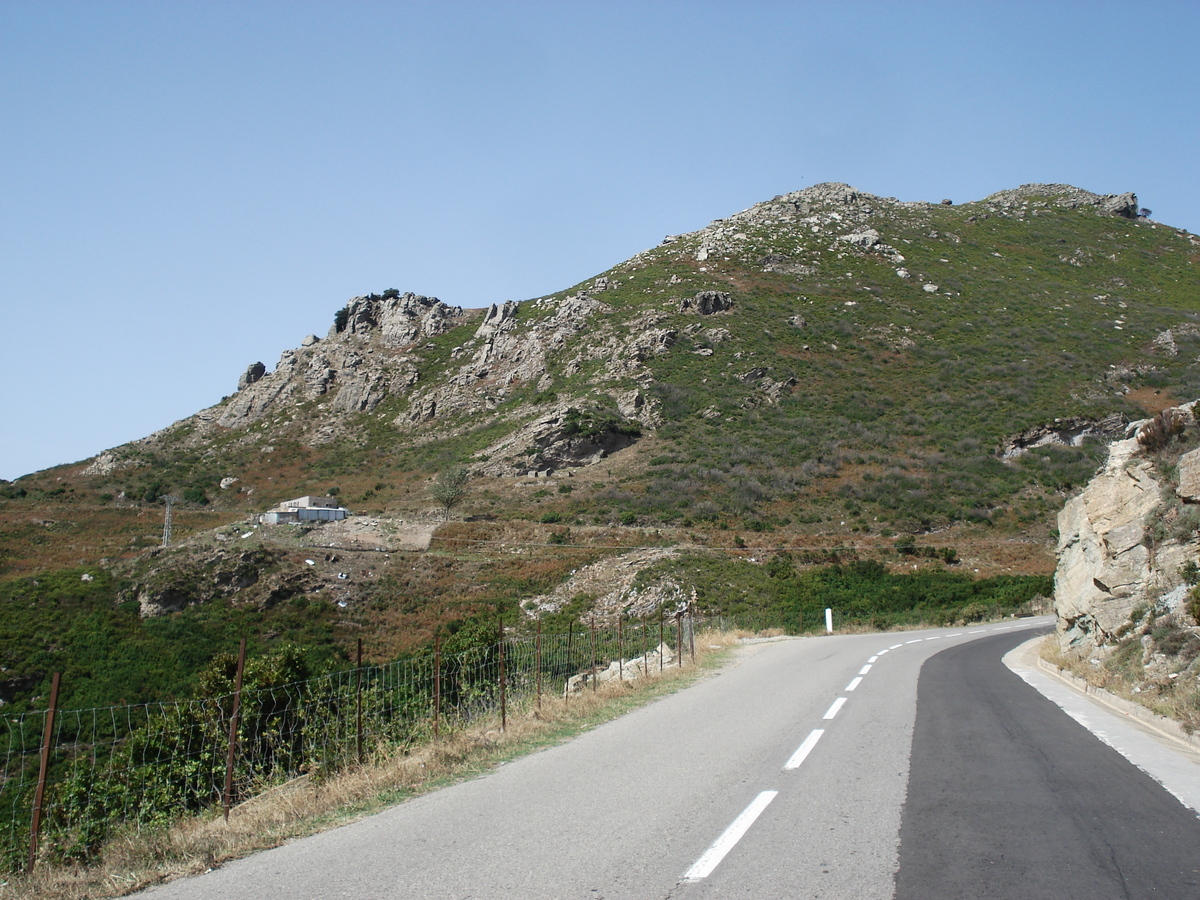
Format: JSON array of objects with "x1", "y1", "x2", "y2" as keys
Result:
[{"x1": 1004, "y1": 636, "x2": 1200, "y2": 816}]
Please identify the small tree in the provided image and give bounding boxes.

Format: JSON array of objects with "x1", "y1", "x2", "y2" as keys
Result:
[{"x1": 431, "y1": 466, "x2": 470, "y2": 519}]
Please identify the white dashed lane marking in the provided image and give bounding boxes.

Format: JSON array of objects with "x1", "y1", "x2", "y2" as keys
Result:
[
  {"x1": 784, "y1": 729, "x2": 826, "y2": 771},
  {"x1": 823, "y1": 697, "x2": 848, "y2": 720},
  {"x1": 684, "y1": 621, "x2": 1052, "y2": 882},
  {"x1": 683, "y1": 791, "x2": 780, "y2": 881}
]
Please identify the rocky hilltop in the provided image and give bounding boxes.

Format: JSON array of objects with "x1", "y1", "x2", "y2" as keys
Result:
[{"x1": 99, "y1": 182, "x2": 1195, "y2": 483}]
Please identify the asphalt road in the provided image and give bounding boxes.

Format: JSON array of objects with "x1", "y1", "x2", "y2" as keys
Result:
[
  {"x1": 895, "y1": 631, "x2": 1200, "y2": 899},
  {"x1": 135, "y1": 618, "x2": 1200, "y2": 899}
]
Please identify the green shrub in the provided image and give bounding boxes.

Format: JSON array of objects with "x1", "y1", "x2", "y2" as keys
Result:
[
  {"x1": 333, "y1": 306, "x2": 350, "y2": 332},
  {"x1": 181, "y1": 486, "x2": 208, "y2": 505}
]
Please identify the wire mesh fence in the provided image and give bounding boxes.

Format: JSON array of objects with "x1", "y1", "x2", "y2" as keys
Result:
[{"x1": 1, "y1": 613, "x2": 698, "y2": 873}]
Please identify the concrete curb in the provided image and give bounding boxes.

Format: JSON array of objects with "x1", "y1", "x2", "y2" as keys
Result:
[{"x1": 1034, "y1": 649, "x2": 1200, "y2": 753}]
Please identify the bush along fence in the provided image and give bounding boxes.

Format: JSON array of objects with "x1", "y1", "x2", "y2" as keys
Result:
[{"x1": 2, "y1": 610, "x2": 698, "y2": 874}]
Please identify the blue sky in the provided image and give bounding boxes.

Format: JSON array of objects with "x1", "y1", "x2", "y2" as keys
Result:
[{"x1": 3, "y1": 0, "x2": 1198, "y2": 481}]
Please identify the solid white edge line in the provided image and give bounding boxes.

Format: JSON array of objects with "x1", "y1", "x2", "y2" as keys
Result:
[
  {"x1": 683, "y1": 790, "x2": 780, "y2": 881},
  {"x1": 823, "y1": 697, "x2": 847, "y2": 719},
  {"x1": 858, "y1": 664, "x2": 872, "y2": 675},
  {"x1": 784, "y1": 728, "x2": 826, "y2": 770},
  {"x1": 845, "y1": 676, "x2": 863, "y2": 692}
]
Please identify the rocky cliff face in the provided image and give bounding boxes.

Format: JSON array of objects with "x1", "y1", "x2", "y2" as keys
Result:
[
  {"x1": 1054, "y1": 402, "x2": 1200, "y2": 649},
  {"x1": 214, "y1": 291, "x2": 461, "y2": 437},
  {"x1": 129, "y1": 276, "x2": 738, "y2": 474}
]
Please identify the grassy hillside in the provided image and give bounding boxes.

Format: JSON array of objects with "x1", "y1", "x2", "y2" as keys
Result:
[{"x1": 2, "y1": 183, "x2": 1198, "y2": 708}]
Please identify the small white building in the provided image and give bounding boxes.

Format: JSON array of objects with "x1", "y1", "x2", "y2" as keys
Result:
[
  {"x1": 281, "y1": 496, "x2": 340, "y2": 510},
  {"x1": 259, "y1": 495, "x2": 349, "y2": 525}
]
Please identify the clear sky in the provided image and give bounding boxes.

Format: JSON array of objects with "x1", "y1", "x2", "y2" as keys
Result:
[{"x1": 3, "y1": 0, "x2": 1197, "y2": 481}]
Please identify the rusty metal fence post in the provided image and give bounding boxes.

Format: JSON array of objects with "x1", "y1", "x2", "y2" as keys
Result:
[
  {"x1": 434, "y1": 635, "x2": 441, "y2": 740},
  {"x1": 536, "y1": 619, "x2": 543, "y2": 713},
  {"x1": 643, "y1": 615, "x2": 652, "y2": 677},
  {"x1": 676, "y1": 612, "x2": 683, "y2": 667},
  {"x1": 356, "y1": 638, "x2": 364, "y2": 765},
  {"x1": 589, "y1": 615, "x2": 597, "y2": 692},
  {"x1": 27, "y1": 671, "x2": 61, "y2": 871},
  {"x1": 223, "y1": 638, "x2": 247, "y2": 821},
  {"x1": 498, "y1": 611, "x2": 507, "y2": 732},
  {"x1": 566, "y1": 623, "x2": 574, "y2": 704},
  {"x1": 618, "y1": 616, "x2": 624, "y2": 682}
]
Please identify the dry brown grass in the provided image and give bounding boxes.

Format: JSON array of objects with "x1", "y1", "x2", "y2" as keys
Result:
[
  {"x1": 2, "y1": 630, "x2": 741, "y2": 900},
  {"x1": 1039, "y1": 632, "x2": 1200, "y2": 735}
]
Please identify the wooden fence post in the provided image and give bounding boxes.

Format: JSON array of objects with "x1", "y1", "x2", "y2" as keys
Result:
[
  {"x1": 27, "y1": 672, "x2": 61, "y2": 871},
  {"x1": 223, "y1": 638, "x2": 247, "y2": 821}
]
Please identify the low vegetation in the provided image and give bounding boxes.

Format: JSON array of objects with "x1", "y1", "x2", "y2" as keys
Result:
[
  {"x1": 3, "y1": 631, "x2": 739, "y2": 900},
  {"x1": 1043, "y1": 608, "x2": 1200, "y2": 736}
]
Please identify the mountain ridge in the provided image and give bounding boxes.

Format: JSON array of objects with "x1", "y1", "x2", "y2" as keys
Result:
[{"x1": 78, "y1": 181, "x2": 1184, "y2": 482}]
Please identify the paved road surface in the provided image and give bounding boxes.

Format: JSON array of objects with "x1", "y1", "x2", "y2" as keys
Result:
[
  {"x1": 895, "y1": 631, "x2": 1200, "y2": 898},
  {"x1": 135, "y1": 619, "x2": 1200, "y2": 899}
]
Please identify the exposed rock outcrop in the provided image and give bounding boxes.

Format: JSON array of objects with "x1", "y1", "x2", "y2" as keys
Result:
[
  {"x1": 679, "y1": 290, "x2": 733, "y2": 315},
  {"x1": 334, "y1": 292, "x2": 463, "y2": 346},
  {"x1": 1054, "y1": 402, "x2": 1200, "y2": 649},
  {"x1": 238, "y1": 361, "x2": 266, "y2": 391},
  {"x1": 1000, "y1": 413, "x2": 1130, "y2": 458},
  {"x1": 212, "y1": 292, "x2": 460, "y2": 437}
]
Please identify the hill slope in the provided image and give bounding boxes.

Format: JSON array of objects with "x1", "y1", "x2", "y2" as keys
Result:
[{"x1": 3, "y1": 181, "x2": 1199, "y2": 701}]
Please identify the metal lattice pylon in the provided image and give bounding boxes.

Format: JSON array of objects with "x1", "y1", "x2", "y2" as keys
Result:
[{"x1": 161, "y1": 494, "x2": 179, "y2": 546}]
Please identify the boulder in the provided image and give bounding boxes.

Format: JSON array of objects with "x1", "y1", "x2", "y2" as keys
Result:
[
  {"x1": 680, "y1": 291, "x2": 733, "y2": 315},
  {"x1": 1101, "y1": 192, "x2": 1139, "y2": 219},
  {"x1": 564, "y1": 643, "x2": 675, "y2": 693},
  {"x1": 838, "y1": 228, "x2": 881, "y2": 249},
  {"x1": 1177, "y1": 447, "x2": 1200, "y2": 501},
  {"x1": 238, "y1": 361, "x2": 267, "y2": 391}
]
